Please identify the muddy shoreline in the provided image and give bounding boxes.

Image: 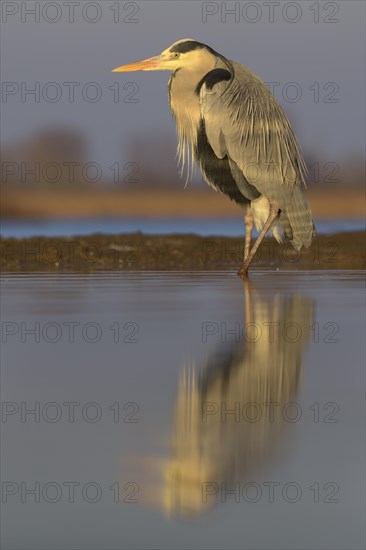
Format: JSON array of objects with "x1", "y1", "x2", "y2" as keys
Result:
[
  {"x1": 2, "y1": 187, "x2": 365, "y2": 220},
  {"x1": 1, "y1": 231, "x2": 365, "y2": 272}
]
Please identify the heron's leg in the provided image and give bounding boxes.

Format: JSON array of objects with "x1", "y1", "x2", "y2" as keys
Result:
[
  {"x1": 239, "y1": 204, "x2": 280, "y2": 278},
  {"x1": 244, "y1": 208, "x2": 254, "y2": 261}
]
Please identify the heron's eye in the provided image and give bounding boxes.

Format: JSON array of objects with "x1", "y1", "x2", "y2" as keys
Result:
[{"x1": 172, "y1": 53, "x2": 180, "y2": 59}]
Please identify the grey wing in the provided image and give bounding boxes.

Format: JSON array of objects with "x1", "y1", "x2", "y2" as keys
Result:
[
  {"x1": 200, "y1": 62, "x2": 315, "y2": 248},
  {"x1": 200, "y1": 62, "x2": 307, "y2": 194}
]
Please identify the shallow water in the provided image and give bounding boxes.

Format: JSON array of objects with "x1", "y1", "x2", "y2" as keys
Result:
[
  {"x1": 1, "y1": 217, "x2": 365, "y2": 238},
  {"x1": 1, "y1": 271, "x2": 365, "y2": 550}
]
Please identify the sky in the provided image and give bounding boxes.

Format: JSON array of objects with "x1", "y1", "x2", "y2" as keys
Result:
[{"x1": 1, "y1": 0, "x2": 365, "y2": 177}]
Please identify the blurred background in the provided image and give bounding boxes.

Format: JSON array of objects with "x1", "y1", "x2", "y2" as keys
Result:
[{"x1": 1, "y1": 0, "x2": 365, "y2": 237}]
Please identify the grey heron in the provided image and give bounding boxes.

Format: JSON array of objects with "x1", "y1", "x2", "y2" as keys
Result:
[{"x1": 113, "y1": 39, "x2": 316, "y2": 276}]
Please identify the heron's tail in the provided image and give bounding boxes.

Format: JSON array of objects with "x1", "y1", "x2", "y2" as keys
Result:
[{"x1": 280, "y1": 185, "x2": 316, "y2": 250}]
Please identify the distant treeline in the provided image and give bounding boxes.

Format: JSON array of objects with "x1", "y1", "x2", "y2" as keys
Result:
[{"x1": 1, "y1": 128, "x2": 364, "y2": 189}]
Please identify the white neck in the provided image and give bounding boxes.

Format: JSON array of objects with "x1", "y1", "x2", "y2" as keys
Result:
[{"x1": 169, "y1": 57, "x2": 217, "y2": 179}]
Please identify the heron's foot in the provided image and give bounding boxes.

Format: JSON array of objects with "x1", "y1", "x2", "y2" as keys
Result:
[{"x1": 238, "y1": 265, "x2": 250, "y2": 279}]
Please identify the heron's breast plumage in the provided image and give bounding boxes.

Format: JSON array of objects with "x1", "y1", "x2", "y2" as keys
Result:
[{"x1": 168, "y1": 68, "x2": 206, "y2": 178}]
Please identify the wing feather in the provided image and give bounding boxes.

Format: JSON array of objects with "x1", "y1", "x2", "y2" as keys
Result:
[
  {"x1": 199, "y1": 60, "x2": 315, "y2": 248},
  {"x1": 199, "y1": 61, "x2": 308, "y2": 202}
]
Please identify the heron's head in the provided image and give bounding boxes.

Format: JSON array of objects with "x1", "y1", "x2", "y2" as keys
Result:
[{"x1": 112, "y1": 39, "x2": 219, "y2": 73}]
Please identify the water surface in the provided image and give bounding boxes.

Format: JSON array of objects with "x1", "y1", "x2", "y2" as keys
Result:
[
  {"x1": 1, "y1": 218, "x2": 364, "y2": 238},
  {"x1": 1, "y1": 271, "x2": 365, "y2": 549}
]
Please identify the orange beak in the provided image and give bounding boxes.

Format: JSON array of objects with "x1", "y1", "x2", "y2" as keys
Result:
[{"x1": 112, "y1": 56, "x2": 161, "y2": 72}]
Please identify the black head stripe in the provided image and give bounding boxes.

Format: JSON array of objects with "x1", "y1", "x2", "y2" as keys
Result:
[
  {"x1": 169, "y1": 40, "x2": 205, "y2": 54},
  {"x1": 195, "y1": 68, "x2": 232, "y2": 95}
]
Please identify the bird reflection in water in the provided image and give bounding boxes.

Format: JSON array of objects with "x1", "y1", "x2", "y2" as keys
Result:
[{"x1": 141, "y1": 281, "x2": 313, "y2": 517}]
